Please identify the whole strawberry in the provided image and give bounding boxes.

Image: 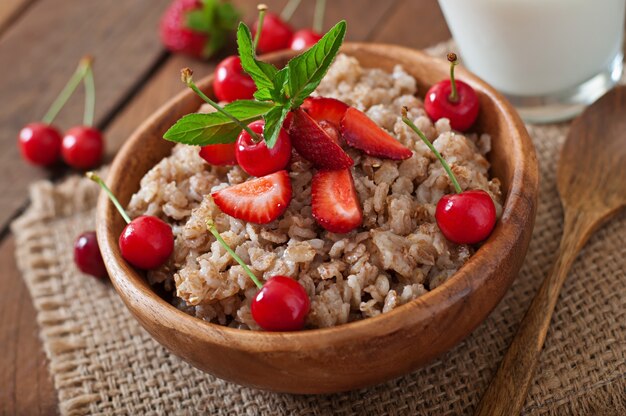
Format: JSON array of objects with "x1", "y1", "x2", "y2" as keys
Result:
[{"x1": 159, "y1": 0, "x2": 240, "y2": 59}]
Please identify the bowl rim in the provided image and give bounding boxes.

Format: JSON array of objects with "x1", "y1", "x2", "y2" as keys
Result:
[{"x1": 97, "y1": 42, "x2": 538, "y2": 350}]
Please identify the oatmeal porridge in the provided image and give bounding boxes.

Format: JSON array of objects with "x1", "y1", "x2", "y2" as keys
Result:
[{"x1": 127, "y1": 54, "x2": 503, "y2": 330}]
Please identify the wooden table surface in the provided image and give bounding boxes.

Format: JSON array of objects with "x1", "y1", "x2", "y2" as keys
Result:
[{"x1": 0, "y1": 1, "x2": 451, "y2": 414}]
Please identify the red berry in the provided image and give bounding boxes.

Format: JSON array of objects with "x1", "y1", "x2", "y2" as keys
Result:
[
  {"x1": 424, "y1": 79, "x2": 479, "y2": 132},
  {"x1": 251, "y1": 276, "x2": 310, "y2": 331},
  {"x1": 290, "y1": 29, "x2": 322, "y2": 51},
  {"x1": 435, "y1": 190, "x2": 496, "y2": 244},
  {"x1": 18, "y1": 123, "x2": 62, "y2": 166},
  {"x1": 159, "y1": 0, "x2": 207, "y2": 58},
  {"x1": 213, "y1": 56, "x2": 257, "y2": 103},
  {"x1": 288, "y1": 108, "x2": 353, "y2": 170},
  {"x1": 252, "y1": 12, "x2": 293, "y2": 54},
  {"x1": 211, "y1": 170, "x2": 292, "y2": 224},
  {"x1": 235, "y1": 120, "x2": 291, "y2": 177},
  {"x1": 199, "y1": 143, "x2": 237, "y2": 166},
  {"x1": 61, "y1": 126, "x2": 104, "y2": 170},
  {"x1": 340, "y1": 107, "x2": 413, "y2": 160},
  {"x1": 311, "y1": 169, "x2": 363, "y2": 233},
  {"x1": 74, "y1": 231, "x2": 107, "y2": 279},
  {"x1": 119, "y1": 215, "x2": 174, "y2": 270},
  {"x1": 301, "y1": 96, "x2": 349, "y2": 129}
]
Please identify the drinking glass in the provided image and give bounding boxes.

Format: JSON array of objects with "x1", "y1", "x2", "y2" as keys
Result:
[{"x1": 438, "y1": 0, "x2": 625, "y2": 123}]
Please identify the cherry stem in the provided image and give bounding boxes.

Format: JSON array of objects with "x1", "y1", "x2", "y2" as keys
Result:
[
  {"x1": 280, "y1": 0, "x2": 302, "y2": 22},
  {"x1": 86, "y1": 172, "x2": 131, "y2": 224},
  {"x1": 206, "y1": 220, "x2": 263, "y2": 289},
  {"x1": 180, "y1": 68, "x2": 262, "y2": 142},
  {"x1": 447, "y1": 52, "x2": 459, "y2": 103},
  {"x1": 402, "y1": 107, "x2": 462, "y2": 194},
  {"x1": 42, "y1": 56, "x2": 92, "y2": 125},
  {"x1": 313, "y1": 0, "x2": 326, "y2": 33},
  {"x1": 254, "y1": 4, "x2": 268, "y2": 53},
  {"x1": 83, "y1": 64, "x2": 96, "y2": 127}
]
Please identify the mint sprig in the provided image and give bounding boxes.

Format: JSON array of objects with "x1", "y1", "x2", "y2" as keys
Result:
[
  {"x1": 163, "y1": 19, "x2": 347, "y2": 149},
  {"x1": 163, "y1": 100, "x2": 272, "y2": 145},
  {"x1": 185, "y1": 0, "x2": 240, "y2": 59}
]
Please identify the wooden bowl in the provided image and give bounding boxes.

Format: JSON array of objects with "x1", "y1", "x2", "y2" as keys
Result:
[{"x1": 96, "y1": 43, "x2": 538, "y2": 394}]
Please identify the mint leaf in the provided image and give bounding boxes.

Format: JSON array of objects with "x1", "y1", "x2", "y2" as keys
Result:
[
  {"x1": 262, "y1": 106, "x2": 291, "y2": 148},
  {"x1": 237, "y1": 23, "x2": 278, "y2": 94},
  {"x1": 286, "y1": 20, "x2": 346, "y2": 108},
  {"x1": 163, "y1": 100, "x2": 273, "y2": 145}
]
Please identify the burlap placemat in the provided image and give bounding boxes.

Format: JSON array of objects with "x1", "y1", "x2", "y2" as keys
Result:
[{"x1": 12, "y1": 42, "x2": 626, "y2": 415}]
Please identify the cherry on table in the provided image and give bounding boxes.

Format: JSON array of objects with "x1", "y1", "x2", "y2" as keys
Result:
[
  {"x1": 62, "y1": 126, "x2": 104, "y2": 170},
  {"x1": 235, "y1": 120, "x2": 291, "y2": 177},
  {"x1": 424, "y1": 53, "x2": 479, "y2": 132},
  {"x1": 199, "y1": 143, "x2": 237, "y2": 166},
  {"x1": 87, "y1": 172, "x2": 174, "y2": 270},
  {"x1": 252, "y1": 11, "x2": 293, "y2": 54},
  {"x1": 74, "y1": 231, "x2": 107, "y2": 279},
  {"x1": 290, "y1": 29, "x2": 322, "y2": 51},
  {"x1": 213, "y1": 56, "x2": 257, "y2": 103},
  {"x1": 18, "y1": 123, "x2": 62, "y2": 167}
]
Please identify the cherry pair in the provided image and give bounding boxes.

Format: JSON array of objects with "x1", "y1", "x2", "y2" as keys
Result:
[{"x1": 18, "y1": 56, "x2": 104, "y2": 170}]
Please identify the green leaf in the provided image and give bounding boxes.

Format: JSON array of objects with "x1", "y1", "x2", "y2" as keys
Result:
[
  {"x1": 185, "y1": 0, "x2": 241, "y2": 58},
  {"x1": 186, "y1": 10, "x2": 212, "y2": 32},
  {"x1": 286, "y1": 20, "x2": 346, "y2": 108},
  {"x1": 237, "y1": 23, "x2": 278, "y2": 92},
  {"x1": 163, "y1": 100, "x2": 273, "y2": 145},
  {"x1": 263, "y1": 106, "x2": 291, "y2": 149}
]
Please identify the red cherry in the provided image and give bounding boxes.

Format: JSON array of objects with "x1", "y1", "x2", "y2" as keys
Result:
[
  {"x1": 290, "y1": 29, "x2": 322, "y2": 51},
  {"x1": 118, "y1": 215, "x2": 174, "y2": 270},
  {"x1": 252, "y1": 12, "x2": 293, "y2": 54},
  {"x1": 435, "y1": 190, "x2": 496, "y2": 244},
  {"x1": 251, "y1": 276, "x2": 310, "y2": 331},
  {"x1": 424, "y1": 53, "x2": 479, "y2": 132},
  {"x1": 199, "y1": 143, "x2": 237, "y2": 166},
  {"x1": 61, "y1": 126, "x2": 104, "y2": 170},
  {"x1": 424, "y1": 80, "x2": 479, "y2": 132},
  {"x1": 74, "y1": 231, "x2": 107, "y2": 279},
  {"x1": 235, "y1": 120, "x2": 291, "y2": 177},
  {"x1": 18, "y1": 123, "x2": 62, "y2": 166},
  {"x1": 213, "y1": 56, "x2": 257, "y2": 103}
]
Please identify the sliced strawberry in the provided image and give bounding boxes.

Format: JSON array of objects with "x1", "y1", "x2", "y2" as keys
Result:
[
  {"x1": 288, "y1": 109, "x2": 353, "y2": 170},
  {"x1": 311, "y1": 169, "x2": 363, "y2": 234},
  {"x1": 211, "y1": 170, "x2": 292, "y2": 224},
  {"x1": 340, "y1": 107, "x2": 413, "y2": 160},
  {"x1": 302, "y1": 97, "x2": 349, "y2": 128}
]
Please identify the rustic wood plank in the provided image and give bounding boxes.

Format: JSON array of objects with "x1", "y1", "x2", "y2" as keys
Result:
[
  {"x1": 0, "y1": 0, "x2": 35, "y2": 35},
  {"x1": 0, "y1": 236, "x2": 57, "y2": 416},
  {"x1": 371, "y1": 0, "x2": 450, "y2": 48},
  {"x1": 0, "y1": 0, "x2": 171, "y2": 232}
]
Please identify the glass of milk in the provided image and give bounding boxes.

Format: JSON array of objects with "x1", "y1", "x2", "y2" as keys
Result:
[{"x1": 438, "y1": 0, "x2": 625, "y2": 123}]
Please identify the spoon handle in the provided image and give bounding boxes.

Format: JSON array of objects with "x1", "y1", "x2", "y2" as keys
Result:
[{"x1": 474, "y1": 211, "x2": 595, "y2": 416}]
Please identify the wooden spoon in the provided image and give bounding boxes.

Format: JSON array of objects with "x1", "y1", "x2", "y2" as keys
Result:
[{"x1": 474, "y1": 85, "x2": 626, "y2": 416}]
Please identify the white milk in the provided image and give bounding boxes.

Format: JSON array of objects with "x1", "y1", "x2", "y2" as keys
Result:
[{"x1": 438, "y1": 0, "x2": 625, "y2": 96}]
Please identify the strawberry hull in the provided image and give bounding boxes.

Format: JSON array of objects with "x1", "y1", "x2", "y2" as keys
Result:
[{"x1": 288, "y1": 109, "x2": 353, "y2": 170}]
